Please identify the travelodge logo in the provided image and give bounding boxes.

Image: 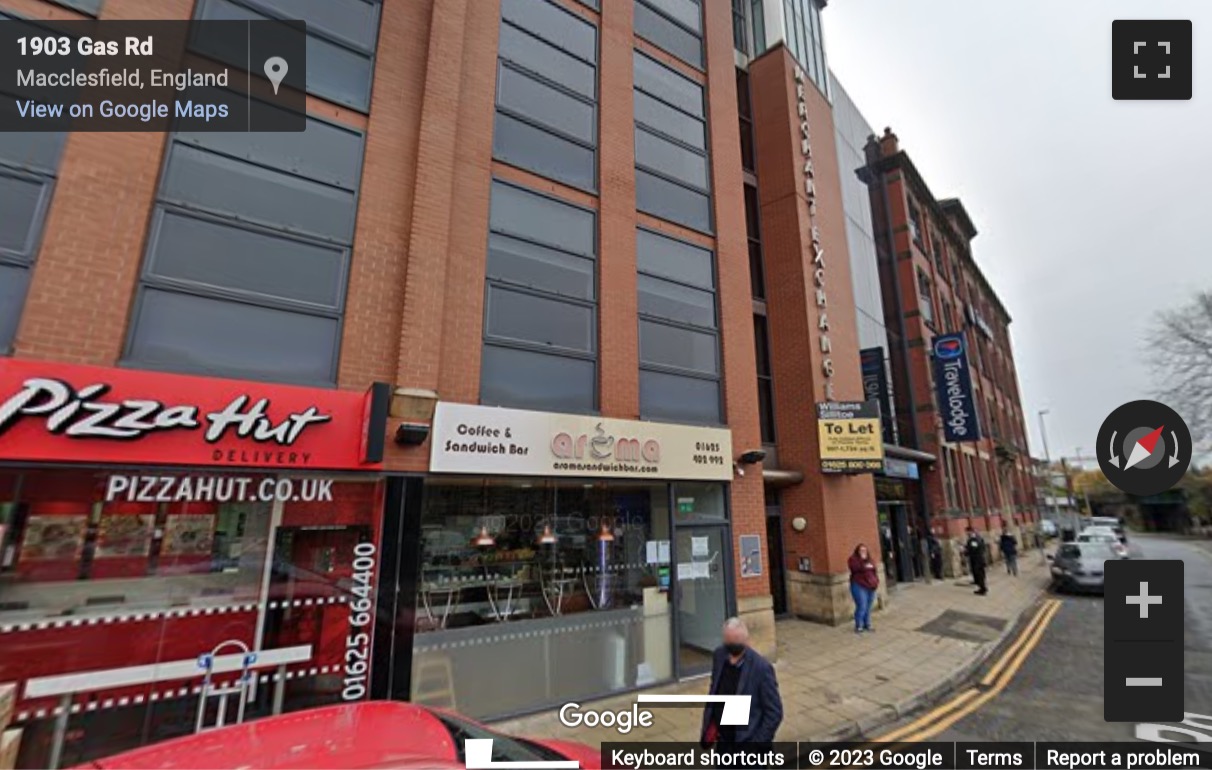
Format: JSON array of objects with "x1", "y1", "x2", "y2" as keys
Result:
[
  {"x1": 551, "y1": 423, "x2": 661, "y2": 464},
  {"x1": 934, "y1": 336, "x2": 964, "y2": 360}
]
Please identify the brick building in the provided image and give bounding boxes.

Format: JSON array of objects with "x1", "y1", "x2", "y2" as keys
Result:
[
  {"x1": 0, "y1": 0, "x2": 1033, "y2": 765},
  {"x1": 860, "y1": 128, "x2": 1038, "y2": 576}
]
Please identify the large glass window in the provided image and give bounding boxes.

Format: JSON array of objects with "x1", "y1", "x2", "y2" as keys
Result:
[
  {"x1": 0, "y1": 13, "x2": 67, "y2": 354},
  {"x1": 125, "y1": 118, "x2": 365, "y2": 385},
  {"x1": 193, "y1": 0, "x2": 382, "y2": 111},
  {"x1": 412, "y1": 479, "x2": 677, "y2": 720},
  {"x1": 917, "y1": 268, "x2": 935, "y2": 327},
  {"x1": 494, "y1": 0, "x2": 598, "y2": 191},
  {"x1": 637, "y1": 229, "x2": 720, "y2": 424},
  {"x1": 781, "y1": 0, "x2": 829, "y2": 97},
  {"x1": 482, "y1": 181, "x2": 598, "y2": 413},
  {"x1": 633, "y1": 51, "x2": 712, "y2": 233},
  {"x1": 0, "y1": 468, "x2": 386, "y2": 768},
  {"x1": 754, "y1": 315, "x2": 776, "y2": 444},
  {"x1": 634, "y1": 0, "x2": 702, "y2": 69}
]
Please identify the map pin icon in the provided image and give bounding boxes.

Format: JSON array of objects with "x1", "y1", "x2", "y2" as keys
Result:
[{"x1": 264, "y1": 56, "x2": 288, "y2": 95}]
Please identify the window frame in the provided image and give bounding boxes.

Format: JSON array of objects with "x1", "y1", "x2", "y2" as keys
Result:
[
  {"x1": 482, "y1": 178, "x2": 600, "y2": 413},
  {"x1": 195, "y1": 0, "x2": 383, "y2": 113},
  {"x1": 634, "y1": 0, "x2": 704, "y2": 70},
  {"x1": 636, "y1": 226, "x2": 722, "y2": 425}
]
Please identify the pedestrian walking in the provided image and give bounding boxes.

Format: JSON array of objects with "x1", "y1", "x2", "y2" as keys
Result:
[
  {"x1": 848, "y1": 543, "x2": 879, "y2": 633},
  {"x1": 999, "y1": 531, "x2": 1019, "y2": 577},
  {"x1": 700, "y1": 618, "x2": 782, "y2": 748},
  {"x1": 926, "y1": 532, "x2": 944, "y2": 580},
  {"x1": 965, "y1": 527, "x2": 988, "y2": 595}
]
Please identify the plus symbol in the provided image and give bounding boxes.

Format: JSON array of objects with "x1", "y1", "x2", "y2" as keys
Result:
[{"x1": 1126, "y1": 581, "x2": 1163, "y2": 619}]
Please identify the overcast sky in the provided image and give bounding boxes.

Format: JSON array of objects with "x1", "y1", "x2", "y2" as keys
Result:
[{"x1": 823, "y1": 0, "x2": 1212, "y2": 469}]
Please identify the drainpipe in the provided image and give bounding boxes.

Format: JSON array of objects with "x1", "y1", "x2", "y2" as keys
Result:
[{"x1": 867, "y1": 150, "x2": 934, "y2": 584}]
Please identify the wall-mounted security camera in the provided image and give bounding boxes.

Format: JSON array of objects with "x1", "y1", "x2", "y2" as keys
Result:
[{"x1": 737, "y1": 448, "x2": 767, "y2": 465}]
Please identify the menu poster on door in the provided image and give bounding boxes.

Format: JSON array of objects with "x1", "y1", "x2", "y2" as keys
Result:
[{"x1": 739, "y1": 534, "x2": 762, "y2": 578}]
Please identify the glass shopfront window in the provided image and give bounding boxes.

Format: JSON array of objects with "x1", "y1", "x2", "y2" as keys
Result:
[
  {"x1": 411, "y1": 478, "x2": 681, "y2": 720},
  {"x1": 0, "y1": 467, "x2": 385, "y2": 769}
]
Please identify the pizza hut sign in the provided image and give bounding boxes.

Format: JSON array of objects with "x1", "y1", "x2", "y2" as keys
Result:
[{"x1": 0, "y1": 360, "x2": 386, "y2": 470}]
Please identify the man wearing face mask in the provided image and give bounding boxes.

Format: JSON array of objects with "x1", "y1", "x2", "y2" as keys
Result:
[{"x1": 700, "y1": 617, "x2": 782, "y2": 748}]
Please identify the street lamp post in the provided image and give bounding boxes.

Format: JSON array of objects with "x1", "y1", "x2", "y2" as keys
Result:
[{"x1": 1038, "y1": 409, "x2": 1062, "y2": 529}]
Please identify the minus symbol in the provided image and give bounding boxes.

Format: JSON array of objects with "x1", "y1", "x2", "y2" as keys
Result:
[{"x1": 1126, "y1": 677, "x2": 1164, "y2": 686}]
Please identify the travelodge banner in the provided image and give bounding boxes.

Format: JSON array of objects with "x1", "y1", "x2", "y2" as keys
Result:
[
  {"x1": 430, "y1": 402, "x2": 733, "y2": 481},
  {"x1": 0, "y1": 359, "x2": 388, "y2": 469},
  {"x1": 932, "y1": 332, "x2": 982, "y2": 442}
]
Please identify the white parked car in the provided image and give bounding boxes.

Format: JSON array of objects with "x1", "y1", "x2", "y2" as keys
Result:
[
  {"x1": 1040, "y1": 520, "x2": 1058, "y2": 538},
  {"x1": 1077, "y1": 528, "x2": 1128, "y2": 559}
]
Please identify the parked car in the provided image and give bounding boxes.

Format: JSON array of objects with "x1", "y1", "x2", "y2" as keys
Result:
[
  {"x1": 75, "y1": 701, "x2": 601, "y2": 770},
  {"x1": 1040, "y1": 519, "x2": 1059, "y2": 538},
  {"x1": 1049, "y1": 542, "x2": 1119, "y2": 594},
  {"x1": 1077, "y1": 529, "x2": 1129, "y2": 559},
  {"x1": 1089, "y1": 516, "x2": 1128, "y2": 544}
]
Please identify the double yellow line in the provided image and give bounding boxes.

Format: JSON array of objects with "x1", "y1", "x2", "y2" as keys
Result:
[{"x1": 873, "y1": 598, "x2": 1063, "y2": 743}]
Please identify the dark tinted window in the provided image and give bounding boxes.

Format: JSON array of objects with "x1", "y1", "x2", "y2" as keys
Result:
[
  {"x1": 482, "y1": 345, "x2": 596, "y2": 413},
  {"x1": 128, "y1": 290, "x2": 339, "y2": 385},
  {"x1": 634, "y1": 0, "x2": 702, "y2": 68},
  {"x1": 127, "y1": 117, "x2": 365, "y2": 383},
  {"x1": 0, "y1": 47, "x2": 65, "y2": 352},
  {"x1": 492, "y1": 116, "x2": 596, "y2": 192},
  {"x1": 634, "y1": 51, "x2": 703, "y2": 117},
  {"x1": 499, "y1": 24, "x2": 595, "y2": 99},
  {"x1": 144, "y1": 211, "x2": 347, "y2": 309},
  {"x1": 487, "y1": 234, "x2": 594, "y2": 300},
  {"x1": 640, "y1": 370, "x2": 719, "y2": 425},
  {"x1": 636, "y1": 229, "x2": 720, "y2": 423},
  {"x1": 636, "y1": 229, "x2": 713, "y2": 289},
  {"x1": 644, "y1": 0, "x2": 702, "y2": 32},
  {"x1": 636, "y1": 170, "x2": 711, "y2": 233},
  {"x1": 635, "y1": 127, "x2": 708, "y2": 189},
  {"x1": 193, "y1": 0, "x2": 382, "y2": 111},
  {"x1": 46, "y1": 0, "x2": 102, "y2": 14},
  {"x1": 0, "y1": 265, "x2": 28, "y2": 354},
  {"x1": 634, "y1": 91, "x2": 705, "y2": 149},
  {"x1": 502, "y1": 0, "x2": 596, "y2": 62},
  {"x1": 498, "y1": 64, "x2": 595, "y2": 143},
  {"x1": 495, "y1": 1, "x2": 598, "y2": 190},
  {"x1": 754, "y1": 315, "x2": 775, "y2": 443},
  {"x1": 483, "y1": 181, "x2": 597, "y2": 412},
  {"x1": 485, "y1": 286, "x2": 595, "y2": 354}
]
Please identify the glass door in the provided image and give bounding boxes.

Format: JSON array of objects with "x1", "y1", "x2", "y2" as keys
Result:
[{"x1": 674, "y1": 525, "x2": 729, "y2": 676}]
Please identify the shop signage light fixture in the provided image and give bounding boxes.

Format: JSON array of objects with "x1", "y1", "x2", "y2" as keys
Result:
[
  {"x1": 794, "y1": 66, "x2": 834, "y2": 401},
  {"x1": 391, "y1": 387, "x2": 440, "y2": 446}
]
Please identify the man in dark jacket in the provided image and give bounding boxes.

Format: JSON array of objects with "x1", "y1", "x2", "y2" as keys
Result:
[
  {"x1": 999, "y1": 531, "x2": 1019, "y2": 577},
  {"x1": 700, "y1": 618, "x2": 782, "y2": 746},
  {"x1": 965, "y1": 527, "x2": 988, "y2": 595}
]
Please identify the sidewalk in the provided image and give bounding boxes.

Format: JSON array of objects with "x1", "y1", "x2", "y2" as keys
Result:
[{"x1": 496, "y1": 555, "x2": 1050, "y2": 746}]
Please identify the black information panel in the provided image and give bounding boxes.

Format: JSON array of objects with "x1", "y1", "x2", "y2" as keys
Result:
[
  {"x1": 1104, "y1": 559, "x2": 1185, "y2": 722},
  {"x1": 598, "y1": 743, "x2": 1212, "y2": 770},
  {"x1": 0, "y1": 18, "x2": 306, "y2": 131}
]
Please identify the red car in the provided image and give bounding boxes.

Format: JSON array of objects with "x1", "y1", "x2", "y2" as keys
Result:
[{"x1": 74, "y1": 701, "x2": 601, "y2": 769}]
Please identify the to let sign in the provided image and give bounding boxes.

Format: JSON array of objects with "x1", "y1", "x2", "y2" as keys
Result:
[
  {"x1": 0, "y1": 359, "x2": 387, "y2": 470},
  {"x1": 816, "y1": 400, "x2": 884, "y2": 473}
]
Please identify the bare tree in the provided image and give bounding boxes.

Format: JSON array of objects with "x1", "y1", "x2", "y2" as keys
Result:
[{"x1": 1149, "y1": 291, "x2": 1212, "y2": 445}]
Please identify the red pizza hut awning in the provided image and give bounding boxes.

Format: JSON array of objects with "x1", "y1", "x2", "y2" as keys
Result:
[{"x1": 0, "y1": 359, "x2": 390, "y2": 470}]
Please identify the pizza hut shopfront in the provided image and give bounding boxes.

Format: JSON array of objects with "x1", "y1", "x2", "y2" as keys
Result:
[{"x1": 0, "y1": 360, "x2": 394, "y2": 769}]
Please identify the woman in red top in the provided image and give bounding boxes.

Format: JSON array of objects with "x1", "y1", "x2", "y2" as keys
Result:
[{"x1": 848, "y1": 543, "x2": 879, "y2": 633}]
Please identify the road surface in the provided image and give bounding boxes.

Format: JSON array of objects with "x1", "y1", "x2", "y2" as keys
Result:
[{"x1": 881, "y1": 534, "x2": 1212, "y2": 743}]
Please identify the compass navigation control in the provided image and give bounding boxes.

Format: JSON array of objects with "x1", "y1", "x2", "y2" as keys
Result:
[{"x1": 1096, "y1": 400, "x2": 1191, "y2": 497}]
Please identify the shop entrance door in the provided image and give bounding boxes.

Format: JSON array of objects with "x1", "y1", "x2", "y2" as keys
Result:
[
  {"x1": 765, "y1": 500, "x2": 787, "y2": 616},
  {"x1": 877, "y1": 503, "x2": 913, "y2": 583},
  {"x1": 673, "y1": 525, "x2": 729, "y2": 676}
]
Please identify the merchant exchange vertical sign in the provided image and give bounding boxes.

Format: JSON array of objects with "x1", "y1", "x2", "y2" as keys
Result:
[{"x1": 795, "y1": 66, "x2": 833, "y2": 400}]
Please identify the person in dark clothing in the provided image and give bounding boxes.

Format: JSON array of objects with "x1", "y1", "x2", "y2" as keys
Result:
[
  {"x1": 847, "y1": 543, "x2": 879, "y2": 633},
  {"x1": 965, "y1": 527, "x2": 988, "y2": 595},
  {"x1": 700, "y1": 618, "x2": 782, "y2": 747},
  {"x1": 999, "y1": 531, "x2": 1019, "y2": 577},
  {"x1": 926, "y1": 532, "x2": 944, "y2": 580}
]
